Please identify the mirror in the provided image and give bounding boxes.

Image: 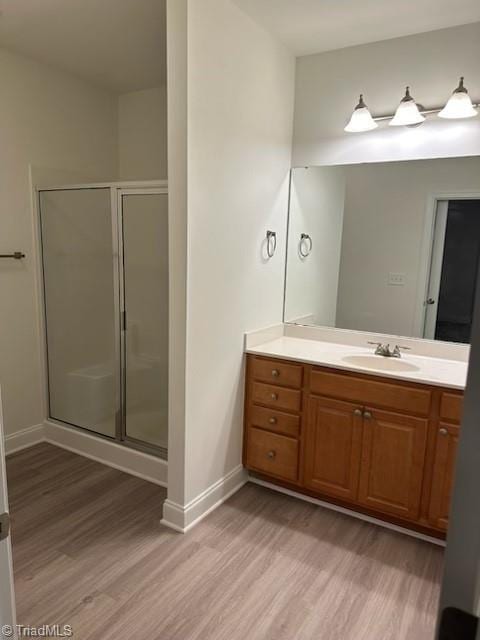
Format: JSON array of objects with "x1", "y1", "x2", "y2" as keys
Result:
[{"x1": 284, "y1": 157, "x2": 480, "y2": 344}]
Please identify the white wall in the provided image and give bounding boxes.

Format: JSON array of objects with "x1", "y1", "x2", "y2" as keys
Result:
[
  {"x1": 118, "y1": 87, "x2": 168, "y2": 180},
  {"x1": 293, "y1": 22, "x2": 480, "y2": 167},
  {"x1": 335, "y1": 157, "x2": 480, "y2": 338},
  {"x1": 165, "y1": 0, "x2": 188, "y2": 507},
  {"x1": 171, "y1": 0, "x2": 295, "y2": 509},
  {"x1": 0, "y1": 48, "x2": 118, "y2": 438},
  {"x1": 286, "y1": 167, "x2": 346, "y2": 324}
]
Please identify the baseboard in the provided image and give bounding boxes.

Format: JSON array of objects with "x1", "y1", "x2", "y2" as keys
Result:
[
  {"x1": 43, "y1": 420, "x2": 168, "y2": 487},
  {"x1": 5, "y1": 423, "x2": 45, "y2": 455},
  {"x1": 161, "y1": 464, "x2": 248, "y2": 533},
  {"x1": 250, "y1": 477, "x2": 446, "y2": 547}
]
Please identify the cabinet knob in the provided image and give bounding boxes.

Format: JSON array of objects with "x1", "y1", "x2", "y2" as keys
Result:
[
  {"x1": 363, "y1": 411, "x2": 372, "y2": 420},
  {"x1": 271, "y1": 393, "x2": 278, "y2": 401},
  {"x1": 269, "y1": 417, "x2": 277, "y2": 425},
  {"x1": 271, "y1": 369, "x2": 280, "y2": 378},
  {"x1": 267, "y1": 450, "x2": 276, "y2": 459},
  {"x1": 353, "y1": 409, "x2": 363, "y2": 417},
  {"x1": 439, "y1": 427, "x2": 448, "y2": 436}
]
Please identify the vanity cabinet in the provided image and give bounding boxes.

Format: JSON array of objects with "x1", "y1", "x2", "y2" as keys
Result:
[
  {"x1": 428, "y1": 423, "x2": 459, "y2": 530},
  {"x1": 357, "y1": 409, "x2": 428, "y2": 521},
  {"x1": 243, "y1": 354, "x2": 463, "y2": 538},
  {"x1": 426, "y1": 392, "x2": 462, "y2": 531},
  {"x1": 304, "y1": 397, "x2": 363, "y2": 502}
]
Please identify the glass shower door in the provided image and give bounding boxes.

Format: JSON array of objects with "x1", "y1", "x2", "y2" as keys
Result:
[
  {"x1": 39, "y1": 188, "x2": 119, "y2": 438},
  {"x1": 121, "y1": 191, "x2": 168, "y2": 452}
]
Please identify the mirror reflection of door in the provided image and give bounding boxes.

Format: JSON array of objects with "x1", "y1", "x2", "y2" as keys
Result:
[{"x1": 424, "y1": 199, "x2": 480, "y2": 343}]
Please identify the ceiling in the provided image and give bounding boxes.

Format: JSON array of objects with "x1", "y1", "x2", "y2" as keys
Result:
[
  {"x1": 233, "y1": 0, "x2": 480, "y2": 56},
  {"x1": 0, "y1": 0, "x2": 166, "y2": 94}
]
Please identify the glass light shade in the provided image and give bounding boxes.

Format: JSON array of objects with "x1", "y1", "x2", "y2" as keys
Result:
[
  {"x1": 439, "y1": 77, "x2": 478, "y2": 119},
  {"x1": 389, "y1": 87, "x2": 425, "y2": 126},
  {"x1": 344, "y1": 95, "x2": 378, "y2": 133}
]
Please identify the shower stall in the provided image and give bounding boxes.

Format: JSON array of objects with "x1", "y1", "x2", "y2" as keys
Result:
[{"x1": 38, "y1": 182, "x2": 168, "y2": 458}]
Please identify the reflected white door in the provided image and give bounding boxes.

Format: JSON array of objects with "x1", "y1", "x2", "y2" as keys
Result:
[
  {"x1": 0, "y1": 389, "x2": 16, "y2": 639},
  {"x1": 424, "y1": 200, "x2": 449, "y2": 339}
]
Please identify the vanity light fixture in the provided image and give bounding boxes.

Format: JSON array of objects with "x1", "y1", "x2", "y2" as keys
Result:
[
  {"x1": 438, "y1": 77, "x2": 478, "y2": 119},
  {"x1": 389, "y1": 86, "x2": 425, "y2": 127},
  {"x1": 344, "y1": 77, "x2": 479, "y2": 133},
  {"x1": 344, "y1": 94, "x2": 378, "y2": 133}
]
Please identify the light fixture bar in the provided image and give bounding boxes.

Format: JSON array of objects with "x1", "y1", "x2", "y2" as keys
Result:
[{"x1": 371, "y1": 102, "x2": 480, "y2": 123}]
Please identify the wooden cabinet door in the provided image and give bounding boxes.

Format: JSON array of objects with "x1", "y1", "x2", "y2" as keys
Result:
[
  {"x1": 304, "y1": 396, "x2": 363, "y2": 502},
  {"x1": 428, "y1": 423, "x2": 459, "y2": 531},
  {"x1": 358, "y1": 408, "x2": 428, "y2": 521}
]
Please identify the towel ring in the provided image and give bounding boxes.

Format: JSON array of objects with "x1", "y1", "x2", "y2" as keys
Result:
[
  {"x1": 266, "y1": 230, "x2": 277, "y2": 259},
  {"x1": 299, "y1": 233, "x2": 313, "y2": 258}
]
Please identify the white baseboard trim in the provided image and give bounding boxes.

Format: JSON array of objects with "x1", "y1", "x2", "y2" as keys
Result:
[
  {"x1": 250, "y1": 477, "x2": 446, "y2": 547},
  {"x1": 42, "y1": 421, "x2": 168, "y2": 487},
  {"x1": 5, "y1": 423, "x2": 45, "y2": 455},
  {"x1": 161, "y1": 464, "x2": 248, "y2": 533}
]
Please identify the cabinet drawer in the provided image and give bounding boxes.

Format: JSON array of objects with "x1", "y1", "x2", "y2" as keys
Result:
[
  {"x1": 250, "y1": 405, "x2": 300, "y2": 438},
  {"x1": 252, "y1": 382, "x2": 302, "y2": 413},
  {"x1": 251, "y1": 357, "x2": 303, "y2": 388},
  {"x1": 440, "y1": 393, "x2": 463, "y2": 423},
  {"x1": 246, "y1": 427, "x2": 298, "y2": 482},
  {"x1": 310, "y1": 369, "x2": 431, "y2": 416}
]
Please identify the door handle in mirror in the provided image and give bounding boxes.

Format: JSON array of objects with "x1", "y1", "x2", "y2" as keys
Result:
[{"x1": 425, "y1": 298, "x2": 436, "y2": 305}]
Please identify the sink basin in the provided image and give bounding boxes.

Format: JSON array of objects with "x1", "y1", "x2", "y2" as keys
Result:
[{"x1": 341, "y1": 355, "x2": 420, "y2": 373}]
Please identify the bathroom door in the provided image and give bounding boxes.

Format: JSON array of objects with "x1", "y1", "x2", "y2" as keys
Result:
[
  {"x1": 120, "y1": 189, "x2": 168, "y2": 453},
  {"x1": 436, "y1": 258, "x2": 480, "y2": 638},
  {"x1": 0, "y1": 388, "x2": 17, "y2": 638}
]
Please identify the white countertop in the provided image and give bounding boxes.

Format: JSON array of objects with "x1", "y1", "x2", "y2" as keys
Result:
[{"x1": 246, "y1": 336, "x2": 467, "y2": 390}]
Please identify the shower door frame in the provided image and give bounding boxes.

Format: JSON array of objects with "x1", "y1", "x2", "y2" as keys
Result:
[
  {"x1": 36, "y1": 180, "x2": 168, "y2": 459},
  {"x1": 116, "y1": 185, "x2": 169, "y2": 458}
]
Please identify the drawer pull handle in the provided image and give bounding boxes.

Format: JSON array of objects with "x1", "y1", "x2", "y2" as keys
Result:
[
  {"x1": 271, "y1": 393, "x2": 278, "y2": 401},
  {"x1": 267, "y1": 450, "x2": 276, "y2": 459},
  {"x1": 269, "y1": 417, "x2": 277, "y2": 425},
  {"x1": 271, "y1": 369, "x2": 280, "y2": 378},
  {"x1": 439, "y1": 427, "x2": 448, "y2": 436},
  {"x1": 363, "y1": 411, "x2": 372, "y2": 420},
  {"x1": 353, "y1": 409, "x2": 363, "y2": 417}
]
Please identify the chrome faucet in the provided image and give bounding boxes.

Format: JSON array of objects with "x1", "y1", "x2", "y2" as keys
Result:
[{"x1": 368, "y1": 342, "x2": 411, "y2": 358}]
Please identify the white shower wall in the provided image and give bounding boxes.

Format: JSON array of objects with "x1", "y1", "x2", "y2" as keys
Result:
[{"x1": 118, "y1": 87, "x2": 168, "y2": 181}]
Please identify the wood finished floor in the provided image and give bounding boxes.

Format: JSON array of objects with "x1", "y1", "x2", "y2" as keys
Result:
[{"x1": 6, "y1": 443, "x2": 443, "y2": 640}]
